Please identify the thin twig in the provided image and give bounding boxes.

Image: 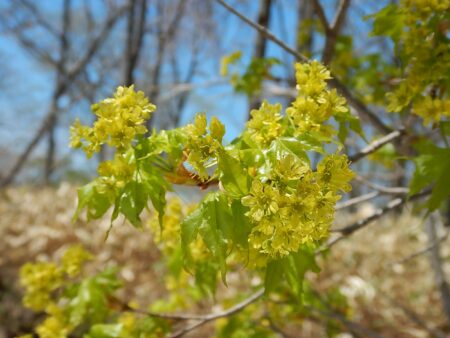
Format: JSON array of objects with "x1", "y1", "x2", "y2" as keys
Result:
[
  {"x1": 215, "y1": 0, "x2": 392, "y2": 134},
  {"x1": 312, "y1": 0, "x2": 351, "y2": 65},
  {"x1": 390, "y1": 229, "x2": 449, "y2": 266},
  {"x1": 336, "y1": 191, "x2": 380, "y2": 210},
  {"x1": 426, "y1": 212, "x2": 450, "y2": 323},
  {"x1": 354, "y1": 175, "x2": 409, "y2": 195},
  {"x1": 348, "y1": 129, "x2": 404, "y2": 163},
  {"x1": 308, "y1": 306, "x2": 387, "y2": 338},
  {"x1": 379, "y1": 289, "x2": 448, "y2": 338},
  {"x1": 326, "y1": 190, "x2": 431, "y2": 248},
  {"x1": 0, "y1": 5, "x2": 128, "y2": 187},
  {"x1": 168, "y1": 288, "x2": 264, "y2": 338}
]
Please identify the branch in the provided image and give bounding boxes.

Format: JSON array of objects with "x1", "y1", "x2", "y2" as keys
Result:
[
  {"x1": 379, "y1": 289, "x2": 448, "y2": 338},
  {"x1": 311, "y1": 0, "x2": 329, "y2": 32},
  {"x1": 335, "y1": 191, "x2": 380, "y2": 210},
  {"x1": 308, "y1": 306, "x2": 387, "y2": 338},
  {"x1": 0, "y1": 5, "x2": 127, "y2": 187},
  {"x1": 327, "y1": 190, "x2": 431, "y2": 248},
  {"x1": 119, "y1": 289, "x2": 264, "y2": 337},
  {"x1": 390, "y1": 228, "x2": 449, "y2": 266},
  {"x1": 215, "y1": 0, "x2": 392, "y2": 134},
  {"x1": 354, "y1": 175, "x2": 409, "y2": 195},
  {"x1": 426, "y1": 212, "x2": 450, "y2": 323},
  {"x1": 312, "y1": 0, "x2": 351, "y2": 65},
  {"x1": 168, "y1": 289, "x2": 264, "y2": 338},
  {"x1": 348, "y1": 129, "x2": 404, "y2": 163}
]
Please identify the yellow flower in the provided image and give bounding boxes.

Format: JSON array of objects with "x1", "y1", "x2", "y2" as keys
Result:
[
  {"x1": 70, "y1": 85, "x2": 156, "y2": 156},
  {"x1": 247, "y1": 100, "x2": 284, "y2": 146},
  {"x1": 184, "y1": 113, "x2": 225, "y2": 180},
  {"x1": 413, "y1": 97, "x2": 450, "y2": 125},
  {"x1": 20, "y1": 262, "x2": 63, "y2": 311},
  {"x1": 317, "y1": 154, "x2": 354, "y2": 193},
  {"x1": 61, "y1": 245, "x2": 93, "y2": 277}
]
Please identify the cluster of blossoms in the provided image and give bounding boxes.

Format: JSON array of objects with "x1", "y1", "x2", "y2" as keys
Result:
[
  {"x1": 242, "y1": 154, "x2": 353, "y2": 261},
  {"x1": 286, "y1": 61, "x2": 348, "y2": 137},
  {"x1": 96, "y1": 152, "x2": 136, "y2": 195},
  {"x1": 238, "y1": 62, "x2": 355, "y2": 262},
  {"x1": 385, "y1": 0, "x2": 449, "y2": 123},
  {"x1": 183, "y1": 113, "x2": 225, "y2": 180},
  {"x1": 20, "y1": 246, "x2": 93, "y2": 338},
  {"x1": 70, "y1": 85, "x2": 155, "y2": 156},
  {"x1": 413, "y1": 97, "x2": 450, "y2": 125},
  {"x1": 247, "y1": 100, "x2": 284, "y2": 147}
]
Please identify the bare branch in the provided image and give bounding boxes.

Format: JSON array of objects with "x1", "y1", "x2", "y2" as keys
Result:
[
  {"x1": 390, "y1": 228, "x2": 449, "y2": 265},
  {"x1": 168, "y1": 289, "x2": 264, "y2": 338},
  {"x1": 215, "y1": 0, "x2": 393, "y2": 134},
  {"x1": 354, "y1": 175, "x2": 409, "y2": 195},
  {"x1": 426, "y1": 212, "x2": 450, "y2": 323},
  {"x1": 327, "y1": 190, "x2": 431, "y2": 248},
  {"x1": 336, "y1": 191, "x2": 380, "y2": 210},
  {"x1": 0, "y1": 4, "x2": 127, "y2": 187},
  {"x1": 380, "y1": 290, "x2": 448, "y2": 338},
  {"x1": 311, "y1": 0, "x2": 329, "y2": 32},
  {"x1": 312, "y1": 0, "x2": 351, "y2": 64},
  {"x1": 348, "y1": 129, "x2": 404, "y2": 163}
]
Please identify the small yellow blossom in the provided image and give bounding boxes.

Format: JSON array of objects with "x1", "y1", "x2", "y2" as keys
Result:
[
  {"x1": 70, "y1": 85, "x2": 156, "y2": 156},
  {"x1": 247, "y1": 100, "x2": 284, "y2": 146},
  {"x1": 61, "y1": 245, "x2": 93, "y2": 277}
]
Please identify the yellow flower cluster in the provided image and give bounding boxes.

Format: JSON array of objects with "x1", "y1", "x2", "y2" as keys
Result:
[
  {"x1": 70, "y1": 85, "x2": 156, "y2": 157},
  {"x1": 20, "y1": 262, "x2": 63, "y2": 311},
  {"x1": 61, "y1": 245, "x2": 93, "y2": 277},
  {"x1": 184, "y1": 113, "x2": 225, "y2": 180},
  {"x1": 386, "y1": 0, "x2": 449, "y2": 122},
  {"x1": 413, "y1": 97, "x2": 450, "y2": 125},
  {"x1": 286, "y1": 61, "x2": 348, "y2": 136},
  {"x1": 96, "y1": 152, "x2": 136, "y2": 194},
  {"x1": 246, "y1": 100, "x2": 284, "y2": 147},
  {"x1": 35, "y1": 304, "x2": 72, "y2": 338},
  {"x1": 19, "y1": 246, "x2": 96, "y2": 337},
  {"x1": 242, "y1": 154, "x2": 353, "y2": 261},
  {"x1": 20, "y1": 245, "x2": 92, "y2": 318}
]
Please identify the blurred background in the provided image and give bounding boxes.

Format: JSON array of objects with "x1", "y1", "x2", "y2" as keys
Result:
[
  {"x1": 0, "y1": 0, "x2": 393, "y2": 185},
  {"x1": 0, "y1": 1, "x2": 448, "y2": 337}
]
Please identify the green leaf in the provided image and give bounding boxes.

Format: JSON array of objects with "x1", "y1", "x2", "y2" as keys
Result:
[
  {"x1": 73, "y1": 181, "x2": 113, "y2": 222},
  {"x1": 410, "y1": 142, "x2": 450, "y2": 210},
  {"x1": 87, "y1": 190, "x2": 112, "y2": 221},
  {"x1": 230, "y1": 200, "x2": 252, "y2": 250},
  {"x1": 335, "y1": 110, "x2": 366, "y2": 143},
  {"x1": 195, "y1": 261, "x2": 218, "y2": 296},
  {"x1": 440, "y1": 121, "x2": 450, "y2": 136},
  {"x1": 181, "y1": 192, "x2": 232, "y2": 284},
  {"x1": 218, "y1": 150, "x2": 250, "y2": 198},
  {"x1": 180, "y1": 207, "x2": 202, "y2": 268},
  {"x1": 85, "y1": 324, "x2": 123, "y2": 338},
  {"x1": 269, "y1": 137, "x2": 311, "y2": 164},
  {"x1": 294, "y1": 134, "x2": 326, "y2": 154},
  {"x1": 140, "y1": 163, "x2": 170, "y2": 227},
  {"x1": 367, "y1": 4, "x2": 404, "y2": 42},
  {"x1": 73, "y1": 181, "x2": 96, "y2": 221},
  {"x1": 120, "y1": 181, "x2": 147, "y2": 227},
  {"x1": 264, "y1": 246, "x2": 320, "y2": 299},
  {"x1": 264, "y1": 261, "x2": 284, "y2": 294},
  {"x1": 198, "y1": 193, "x2": 230, "y2": 284},
  {"x1": 69, "y1": 268, "x2": 121, "y2": 326}
]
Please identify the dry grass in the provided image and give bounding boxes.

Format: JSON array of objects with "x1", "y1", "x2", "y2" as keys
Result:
[{"x1": 0, "y1": 184, "x2": 448, "y2": 337}]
